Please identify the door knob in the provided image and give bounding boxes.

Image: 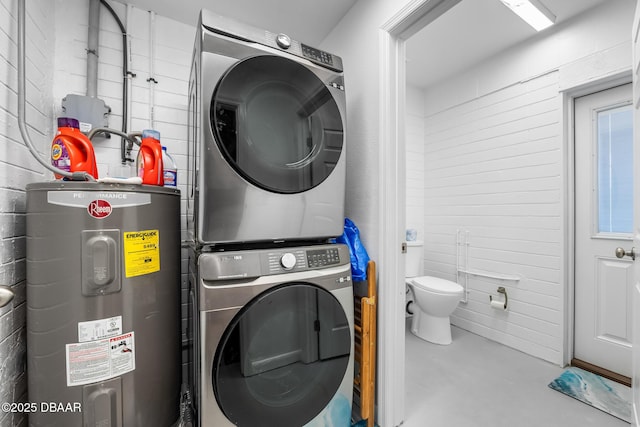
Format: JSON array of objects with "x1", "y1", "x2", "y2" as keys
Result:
[
  {"x1": 0, "y1": 286, "x2": 14, "y2": 308},
  {"x1": 615, "y1": 247, "x2": 636, "y2": 261}
]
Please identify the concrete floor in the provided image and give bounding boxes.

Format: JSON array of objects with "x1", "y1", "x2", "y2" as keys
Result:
[{"x1": 402, "y1": 324, "x2": 630, "y2": 427}]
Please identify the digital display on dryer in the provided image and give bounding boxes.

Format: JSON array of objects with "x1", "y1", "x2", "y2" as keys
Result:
[{"x1": 301, "y1": 44, "x2": 334, "y2": 66}]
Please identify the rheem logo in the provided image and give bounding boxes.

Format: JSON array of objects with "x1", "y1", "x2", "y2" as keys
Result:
[{"x1": 87, "y1": 199, "x2": 112, "y2": 219}]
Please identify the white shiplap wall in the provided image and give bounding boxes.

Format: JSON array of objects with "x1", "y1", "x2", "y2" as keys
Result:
[
  {"x1": 0, "y1": 0, "x2": 55, "y2": 425},
  {"x1": 423, "y1": 72, "x2": 563, "y2": 363},
  {"x1": 405, "y1": 84, "x2": 425, "y2": 242},
  {"x1": 412, "y1": 0, "x2": 634, "y2": 365}
]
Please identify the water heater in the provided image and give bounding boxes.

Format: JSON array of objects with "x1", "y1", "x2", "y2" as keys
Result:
[{"x1": 26, "y1": 182, "x2": 181, "y2": 426}]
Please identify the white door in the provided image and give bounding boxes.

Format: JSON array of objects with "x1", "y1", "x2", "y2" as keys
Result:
[
  {"x1": 631, "y1": 1, "x2": 640, "y2": 423},
  {"x1": 574, "y1": 83, "x2": 634, "y2": 378}
]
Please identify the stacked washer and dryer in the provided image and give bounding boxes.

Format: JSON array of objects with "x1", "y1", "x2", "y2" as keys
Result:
[{"x1": 187, "y1": 10, "x2": 352, "y2": 427}]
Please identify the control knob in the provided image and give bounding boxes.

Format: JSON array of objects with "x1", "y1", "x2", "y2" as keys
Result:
[
  {"x1": 280, "y1": 252, "x2": 296, "y2": 270},
  {"x1": 276, "y1": 33, "x2": 291, "y2": 49}
]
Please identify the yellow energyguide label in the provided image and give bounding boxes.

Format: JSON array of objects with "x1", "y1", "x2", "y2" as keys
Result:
[{"x1": 123, "y1": 229, "x2": 160, "y2": 277}]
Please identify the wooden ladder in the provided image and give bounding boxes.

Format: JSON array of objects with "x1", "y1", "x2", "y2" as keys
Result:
[{"x1": 353, "y1": 261, "x2": 377, "y2": 427}]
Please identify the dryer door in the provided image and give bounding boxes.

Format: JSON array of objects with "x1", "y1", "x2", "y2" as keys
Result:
[
  {"x1": 211, "y1": 55, "x2": 344, "y2": 194},
  {"x1": 212, "y1": 283, "x2": 350, "y2": 427}
]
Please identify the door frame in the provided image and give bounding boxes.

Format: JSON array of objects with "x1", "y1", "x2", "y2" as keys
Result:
[
  {"x1": 381, "y1": 2, "x2": 634, "y2": 425},
  {"x1": 561, "y1": 71, "x2": 632, "y2": 368},
  {"x1": 378, "y1": 1, "x2": 460, "y2": 425}
]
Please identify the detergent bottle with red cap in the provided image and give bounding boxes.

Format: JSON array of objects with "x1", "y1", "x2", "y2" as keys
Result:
[
  {"x1": 137, "y1": 129, "x2": 164, "y2": 185},
  {"x1": 50, "y1": 117, "x2": 99, "y2": 180}
]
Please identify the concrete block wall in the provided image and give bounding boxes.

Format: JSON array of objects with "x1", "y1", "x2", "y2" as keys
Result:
[
  {"x1": 52, "y1": 0, "x2": 194, "y2": 387},
  {"x1": 0, "y1": 1, "x2": 195, "y2": 423},
  {"x1": 1, "y1": 0, "x2": 56, "y2": 425}
]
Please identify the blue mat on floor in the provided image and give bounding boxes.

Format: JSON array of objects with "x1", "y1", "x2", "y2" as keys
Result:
[{"x1": 548, "y1": 367, "x2": 631, "y2": 423}]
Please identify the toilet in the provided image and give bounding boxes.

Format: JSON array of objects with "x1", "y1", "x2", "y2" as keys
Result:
[{"x1": 406, "y1": 241, "x2": 464, "y2": 345}]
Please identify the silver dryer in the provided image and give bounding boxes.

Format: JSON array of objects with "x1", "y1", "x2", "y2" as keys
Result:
[{"x1": 187, "y1": 10, "x2": 347, "y2": 246}]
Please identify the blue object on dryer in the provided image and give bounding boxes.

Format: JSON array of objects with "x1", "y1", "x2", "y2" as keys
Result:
[{"x1": 336, "y1": 218, "x2": 370, "y2": 281}]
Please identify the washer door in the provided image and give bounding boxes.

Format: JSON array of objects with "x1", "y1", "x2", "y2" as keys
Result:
[
  {"x1": 211, "y1": 55, "x2": 344, "y2": 194},
  {"x1": 212, "y1": 283, "x2": 351, "y2": 427}
]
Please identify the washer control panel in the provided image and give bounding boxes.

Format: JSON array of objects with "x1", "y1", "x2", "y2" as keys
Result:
[
  {"x1": 266, "y1": 247, "x2": 342, "y2": 274},
  {"x1": 306, "y1": 247, "x2": 340, "y2": 268},
  {"x1": 266, "y1": 250, "x2": 306, "y2": 274},
  {"x1": 199, "y1": 244, "x2": 349, "y2": 280},
  {"x1": 280, "y1": 252, "x2": 297, "y2": 270}
]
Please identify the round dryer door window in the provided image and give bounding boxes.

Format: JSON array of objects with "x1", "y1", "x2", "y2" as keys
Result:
[
  {"x1": 212, "y1": 283, "x2": 351, "y2": 427},
  {"x1": 211, "y1": 55, "x2": 344, "y2": 193}
]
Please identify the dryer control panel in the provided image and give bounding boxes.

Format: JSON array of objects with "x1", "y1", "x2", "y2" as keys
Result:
[
  {"x1": 301, "y1": 44, "x2": 334, "y2": 67},
  {"x1": 200, "y1": 9, "x2": 344, "y2": 73}
]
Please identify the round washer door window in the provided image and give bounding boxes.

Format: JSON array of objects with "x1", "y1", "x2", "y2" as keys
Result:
[
  {"x1": 211, "y1": 55, "x2": 344, "y2": 194},
  {"x1": 212, "y1": 283, "x2": 351, "y2": 427}
]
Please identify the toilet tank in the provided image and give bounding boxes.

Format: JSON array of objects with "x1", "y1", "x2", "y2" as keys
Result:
[{"x1": 405, "y1": 241, "x2": 423, "y2": 277}]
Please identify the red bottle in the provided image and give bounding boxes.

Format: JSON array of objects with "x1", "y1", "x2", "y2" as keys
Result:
[
  {"x1": 137, "y1": 129, "x2": 164, "y2": 185},
  {"x1": 51, "y1": 117, "x2": 98, "y2": 179}
]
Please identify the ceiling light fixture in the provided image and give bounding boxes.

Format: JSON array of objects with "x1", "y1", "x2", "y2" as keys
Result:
[{"x1": 500, "y1": 0, "x2": 556, "y2": 32}]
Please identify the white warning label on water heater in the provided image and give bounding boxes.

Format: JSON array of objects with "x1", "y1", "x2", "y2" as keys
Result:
[
  {"x1": 77, "y1": 316, "x2": 122, "y2": 342},
  {"x1": 65, "y1": 331, "x2": 135, "y2": 387}
]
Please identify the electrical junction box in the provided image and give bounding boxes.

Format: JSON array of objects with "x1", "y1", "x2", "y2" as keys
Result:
[{"x1": 62, "y1": 94, "x2": 110, "y2": 133}]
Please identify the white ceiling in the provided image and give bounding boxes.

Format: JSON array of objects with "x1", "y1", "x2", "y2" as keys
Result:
[
  {"x1": 405, "y1": 0, "x2": 611, "y2": 89},
  {"x1": 119, "y1": 0, "x2": 358, "y2": 47},
  {"x1": 122, "y1": 0, "x2": 611, "y2": 89}
]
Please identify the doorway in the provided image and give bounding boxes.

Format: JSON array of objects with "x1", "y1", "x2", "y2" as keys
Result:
[
  {"x1": 380, "y1": 1, "x2": 635, "y2": 425},
  {"x1": 573, "y1": 83, "x2": 634, "y2": 385}
]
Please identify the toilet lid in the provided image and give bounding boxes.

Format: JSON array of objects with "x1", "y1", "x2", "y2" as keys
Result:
[{"x1": 411, "y1": 276, "x2": 464, "y2": 294}]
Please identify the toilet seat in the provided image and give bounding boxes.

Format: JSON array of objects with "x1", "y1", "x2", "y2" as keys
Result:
[{"x1": 410, "y1": 276, "x2": 463, "y2": 295}]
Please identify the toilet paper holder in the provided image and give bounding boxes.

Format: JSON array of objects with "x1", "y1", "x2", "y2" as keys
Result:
[{"x1": 489, "y1": 286, "x2": 508, "y2": 310}]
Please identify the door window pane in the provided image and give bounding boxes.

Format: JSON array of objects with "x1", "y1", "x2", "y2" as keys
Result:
[{"x1": 597, "y1": 105, "x2": 633, "y2": 233}]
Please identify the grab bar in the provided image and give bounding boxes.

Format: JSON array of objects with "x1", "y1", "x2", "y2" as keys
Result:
[
  {"x1": 457, "y1": 268, "x2": 520, "y2": 282},
  {"x1": 456, "y1": 230, "x2": 469, "y2": 303}
]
